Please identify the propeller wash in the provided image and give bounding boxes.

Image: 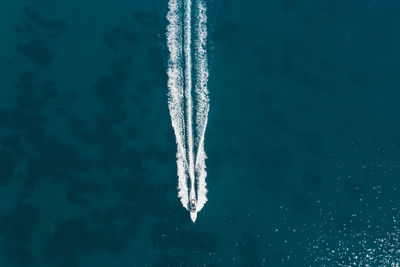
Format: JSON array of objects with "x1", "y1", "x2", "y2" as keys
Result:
[{"x1": 166, "y1": 0, "x2": 210, "y2": 222}]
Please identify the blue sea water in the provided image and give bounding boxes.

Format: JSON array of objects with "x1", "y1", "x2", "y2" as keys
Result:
[{"x1": 1, "y1": 0, "x2": 400, "y2": 266}]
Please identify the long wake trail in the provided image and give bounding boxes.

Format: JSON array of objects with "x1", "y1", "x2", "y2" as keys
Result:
[{"x1": 166, "y1": 0, "x2": 210, "y2": 222}]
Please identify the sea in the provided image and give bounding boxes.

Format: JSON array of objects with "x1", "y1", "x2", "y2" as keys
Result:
[{"x1": 0, "y1": 0, "x2": 400, "y2": 266}]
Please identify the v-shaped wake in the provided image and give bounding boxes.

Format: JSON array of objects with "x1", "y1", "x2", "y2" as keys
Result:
[{"x1": 166, "y1": 0, "x2": 210, "y2": 222}]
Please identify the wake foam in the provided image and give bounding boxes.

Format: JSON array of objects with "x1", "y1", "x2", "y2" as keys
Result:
[{"x1": 166, "y1": 0, "x2": 210, "y2": 216}]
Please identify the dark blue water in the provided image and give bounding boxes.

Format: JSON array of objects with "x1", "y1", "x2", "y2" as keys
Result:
[{"x1": 1, "y1": 0, "x2": 400, "y2": 266}]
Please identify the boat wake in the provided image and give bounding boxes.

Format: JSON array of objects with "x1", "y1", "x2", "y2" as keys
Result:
[{"x1": 166, "y1": 0, "x2": 210, "y2": 222}]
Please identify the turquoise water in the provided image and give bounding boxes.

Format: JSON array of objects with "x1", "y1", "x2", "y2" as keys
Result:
[{"x1": 1, "y1": 0, "x2": 400, "y2": 266}]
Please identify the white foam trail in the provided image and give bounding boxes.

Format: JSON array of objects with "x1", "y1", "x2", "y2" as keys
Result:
[
  {"x1": 166, "y1": 0, "x2": 189, "y2": 209},
  {"x1": 194, "y1": 0, "x2": 209, "y2": 212},
  {"x1": 166, "y1": 0, "x2": 210, "y2": 218}
]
